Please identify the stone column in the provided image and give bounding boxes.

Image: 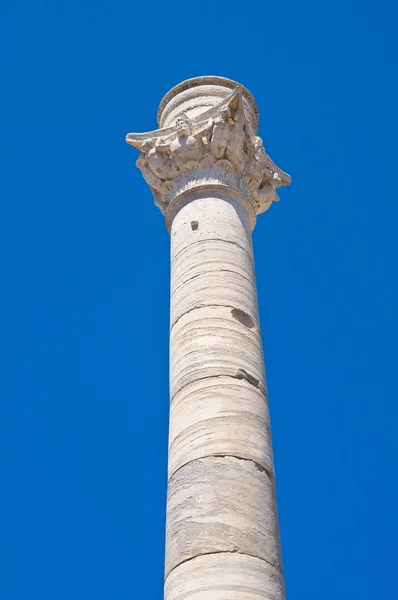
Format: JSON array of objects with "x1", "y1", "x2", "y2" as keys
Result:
[{"x1": 126, "y1": 77, "x2": 291, "y2": 600}]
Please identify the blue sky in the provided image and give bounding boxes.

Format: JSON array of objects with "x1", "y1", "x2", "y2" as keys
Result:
[{"x1": 1, "y1": 0, "x2": 397, "y2": 598}]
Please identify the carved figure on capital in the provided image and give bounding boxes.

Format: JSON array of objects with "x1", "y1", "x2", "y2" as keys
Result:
[
  {"x1": 163, "y1": 115, "x2": 203, "y2": 172},
  {"x1": 209, "y1": 107, "x2": 231, "y2": 159},
  {"x1": 226, "y1": 113, "x2": 249, "y2": 174},
  {"x1": 252, "y1": 184, "x2": 279, "y2": 214},
  {"x1": 135, "y1": 154, "x2": 163, "y2": 193},
  {"x1": 141, "y1": 138, "x2": 179, "y2": 181},
  {"x1": 136, "y1": 154, "x2": 172, "y2": 199},
  {"x1": 126, "y1": 87, "x2": 291, "y2": 216},
  {"x1": 245, "y1": 136, "x2": 272, "y2": 187}
]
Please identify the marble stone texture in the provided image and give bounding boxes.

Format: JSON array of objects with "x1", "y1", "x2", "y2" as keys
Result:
[
  {"x1": 170, "y1": 304, "x2": 266, "y2": 399},
  {"x1": 165, "y1": 190, "x2": 284, "y2": 597},
  {"x1": 168, "y1": 375, "x2": 275, "y2": 480},
  {"x1": 165, "y1": 553, "x2": 285, "y2": 600},
  {"x1": 170, "y1": 240, "x2": 258, "y2": 329},
  {"x1": 157, "y1": 76, "x2": 259, "y2": 131},
  {"x1": 169, "y1": 194, "x2": 266, "y2": 400},
  {"x1": 170, "y1": 193, "x2": 253, "y2": 259},
  {"x1": 165, "y1": 456, "x2": 282, "y2": 577}
]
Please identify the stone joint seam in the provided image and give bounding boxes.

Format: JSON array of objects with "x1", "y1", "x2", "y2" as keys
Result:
[
  {"x1": 170, "y1": 373, "x2": 267, "y2": 405},
  {"x1": 170, "y1": 303, "x2": 259, "y2": 331},
  {"x1": 167, "y1": 453, "x2": 275, "y2": 485},
  {"x1": 164, "y1": 550, "x2": 285, "y2": 583},
  {"x1": 171, "y1": 237, "x2": 254, "y2": 269},
  {"x1": 171, "y1": 268, "x2": 255, "y2": 299}
]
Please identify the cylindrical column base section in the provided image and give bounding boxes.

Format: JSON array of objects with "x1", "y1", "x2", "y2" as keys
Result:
[
  {"x1": 165, "y1": 456, "x2": 282, "y2": 577},
  {"x1": 165, "y1": 553, "x2": 285, "y2": 600}
]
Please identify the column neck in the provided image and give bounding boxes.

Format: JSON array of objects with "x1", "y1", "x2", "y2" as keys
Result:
[{"x1": 166, "y1": 185, "x2": 256, "y2": 233}]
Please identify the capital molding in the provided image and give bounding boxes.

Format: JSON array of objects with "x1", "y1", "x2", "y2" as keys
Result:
[{"x1": 126, "y1": 81, "x2": 291, "y2": 220}]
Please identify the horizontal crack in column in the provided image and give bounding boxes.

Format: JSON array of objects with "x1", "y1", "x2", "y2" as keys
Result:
[
  {"x1": 172, "y1": 268, "x2": 255, "y2": 297},
  {"x1": 168, "y1": 453, "x2": 275, "y2": 485},
  {"x1": 171, "y1": 237, "x2": 254, "y2": 267},
  {"x1": 165, "y1": 550, "x2": 285, "y2": 582},
  {"x1": 171, "y1": 372, "x2": 267, "y2": 404},
  {"x1": 170, "y1": 303, "x2": 258, "y2": 330}
]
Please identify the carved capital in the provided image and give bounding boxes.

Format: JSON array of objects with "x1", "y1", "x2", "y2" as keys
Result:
[{"x1": 126, "y1": 78, "x2": 290, "y2": 222}]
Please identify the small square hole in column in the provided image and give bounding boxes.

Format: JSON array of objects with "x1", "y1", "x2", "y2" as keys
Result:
[{"x1": 191, "y1": 221, "x2": 199, "y2": 231}]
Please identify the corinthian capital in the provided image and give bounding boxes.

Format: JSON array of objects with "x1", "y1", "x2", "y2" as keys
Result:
[{"x1": 126, "y1": 77, "x2": 290, "y2": 223}]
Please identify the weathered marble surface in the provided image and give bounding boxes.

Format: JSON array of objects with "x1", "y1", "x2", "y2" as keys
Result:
[
  {"x1": 169, "y1": 194, "x2": 266, "y2": 400},
  {"x1": 168, "y1": 376, "x2": 274, "y2": 479},
  {"x1": 157, "y1": 76, "x2": 259, "y2": 131},
  {"x1": 170, "y1": 304, "x2": 266, "y2": 398},
  {"x1": 170, "y1": 194, "x2": 257, "y2": 329},
  {"x1": 165, "y1": 456, "x2": 282, "y2": 577},
  {"x1": 165, "y1": 553, "x2": 285, "y2": 600},
  {"x1": 170, "y1": 193, "x2": 254, "y2": 258}
]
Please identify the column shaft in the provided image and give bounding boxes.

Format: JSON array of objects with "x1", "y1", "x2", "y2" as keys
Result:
[{"x1": 165, "y1": 193, "x2": 284, "y2": 600}]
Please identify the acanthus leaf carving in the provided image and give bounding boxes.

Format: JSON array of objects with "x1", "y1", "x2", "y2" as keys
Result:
[{"x1": 126, "y1": 89, "x2": 291, "y2": 216}]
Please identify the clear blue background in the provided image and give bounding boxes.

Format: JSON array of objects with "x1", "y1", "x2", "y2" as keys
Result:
[{"x1": 1, "y1": 1, "x2": 397, "y2": 598}]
